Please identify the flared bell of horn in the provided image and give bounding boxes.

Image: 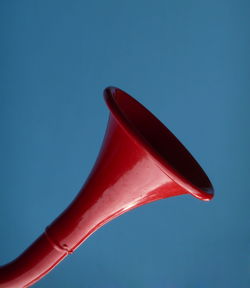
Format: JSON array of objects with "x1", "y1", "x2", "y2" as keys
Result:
[{"x1": 0, "y1": 87, "x2": 214, "y2": 288}]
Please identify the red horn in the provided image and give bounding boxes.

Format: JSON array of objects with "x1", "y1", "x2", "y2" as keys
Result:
[{"x1": 0, "y1": 87, "x2": 214, "y2": 287}]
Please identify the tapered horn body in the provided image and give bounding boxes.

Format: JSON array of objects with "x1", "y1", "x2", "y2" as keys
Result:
[{"x1": 0, "y1": 87, "x2": 214, "y2": 287}]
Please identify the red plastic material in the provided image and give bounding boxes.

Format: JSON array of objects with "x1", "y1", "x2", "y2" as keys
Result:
[{"x1": 0, "y1": 87, "x2": 214, "y2": 287}]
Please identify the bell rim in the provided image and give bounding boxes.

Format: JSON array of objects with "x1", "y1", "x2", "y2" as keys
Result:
[{"x1": 103, "y1": 86, "x2": 214, "y2": 201}]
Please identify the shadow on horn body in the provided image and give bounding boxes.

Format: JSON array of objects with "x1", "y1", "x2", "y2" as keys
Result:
[{"x1": 0, "y1": 87, "x2": 214, "y2": 287}]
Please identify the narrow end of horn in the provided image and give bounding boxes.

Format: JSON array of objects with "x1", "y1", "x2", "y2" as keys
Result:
[{"x1": 104, "y1": 86, "x2": 214, "y2": 202}]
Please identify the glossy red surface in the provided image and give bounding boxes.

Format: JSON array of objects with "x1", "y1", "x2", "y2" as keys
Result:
[{"x1": 0, "y1": 87, "x2": 214, "y2": 287}]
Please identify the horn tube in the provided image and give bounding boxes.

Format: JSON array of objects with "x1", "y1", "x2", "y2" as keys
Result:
[{"x1": 0, "y1": 87, "x2": 214, "y2": 287}]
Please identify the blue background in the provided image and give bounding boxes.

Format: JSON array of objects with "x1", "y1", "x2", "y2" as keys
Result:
[{"x1": 0, "y1": 0, "x2": 249, "y2": 287}]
